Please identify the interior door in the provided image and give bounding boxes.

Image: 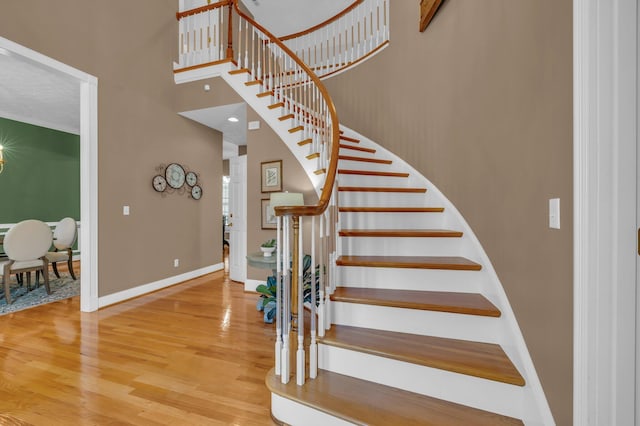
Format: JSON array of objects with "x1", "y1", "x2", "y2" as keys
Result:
[{"x1": 229, "y1": 155, "x2": 247, "y2": 283}]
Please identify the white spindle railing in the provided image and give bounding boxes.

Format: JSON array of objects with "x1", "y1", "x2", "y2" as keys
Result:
[
  {"x1": 280, "y1": 0, "x2": 390, "y2": 79},
  {"x1": 176, "y1": 0, "x2": 343, "y2": 388}
]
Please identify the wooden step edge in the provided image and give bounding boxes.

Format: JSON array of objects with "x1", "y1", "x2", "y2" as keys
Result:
[
  {"x1": 330, "y1": 288, "x2": 501, "y2": 317},
  {"x1": 321, "y1": 326, "x2": 525, "y2": 386},
  {"x1": 278, "y1": 113, "x2": 295, "y2": 121},
  {"x1": 245, "y1": 79, "x2": 262, "y2": 86},
  {"x1": 338, "y1": 169, "x2": 409, "y2": 178},
  {"x1": 289, "y1": 125, "x2": 304, "y2": 134},
  {"x1": 336, "y1": 255, "x2": 482, "y2": 271},
  {"x1": 339, "y1": 135, "x2": 360, "y2": 143},
  {"x1": 339, "y1": 143, "x2": 376, "y2": 153},
  {"x1": 314, "y1": 168, "x2": 327, "y2": 175},
  {"x1": 338, "y1": 186, "x2": 427, "y2": 193},
  {"x1": 268, "y1": 102, "x2": 285, "y2": 110},
  {"x1": 306, "y1": 153, "x2": 320, "y2": 160},
  {"x1": 339, "y1": 155, "x2": 392, "y2": 164},
  {"x1": 338, "y1": 229, "x2": 463, "y2": 238},
  {"x1": 266, "y1": 368, "x2": 524, "y2": 426},
  {"x1": 339, "y1": 207, "x2": 445, "y2": 213},
  {"x1": 256, "y1": 90, "x2": 273, "y2": 98},
  {"x1": 228, "y1": 68, "x2": 250, "y2": 75},
  {"x1": 298, "y1": 138, "x2": 313, "y2": 146}
]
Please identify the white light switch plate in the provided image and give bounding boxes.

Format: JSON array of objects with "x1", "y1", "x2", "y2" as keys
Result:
[
  {"x1": 123, "y1": 205, "x2": 130, "y2": 216},
  {"x1": 549, "y1": 198, "x2": 560, "y2": 229}
]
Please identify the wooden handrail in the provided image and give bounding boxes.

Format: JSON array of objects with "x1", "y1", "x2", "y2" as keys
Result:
[
  {"x1": 279, "y1": 1, "x2": 364, "y2": 42},
  {"x1": 176, "y1": 0, "x2": 230, "y2": 20},
  {"x1": 231, "y1": 0, "x2": 341, "y2": 218}
]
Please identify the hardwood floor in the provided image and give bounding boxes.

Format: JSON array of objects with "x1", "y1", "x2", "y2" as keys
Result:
[{"x1": 0, "y1": 267, "x2": 276, "y2": 425}]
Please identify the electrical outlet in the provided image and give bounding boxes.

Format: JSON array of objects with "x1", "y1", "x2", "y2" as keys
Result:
[{"x1": 174, "y1": 259, "x2": 179, "y2": 267}]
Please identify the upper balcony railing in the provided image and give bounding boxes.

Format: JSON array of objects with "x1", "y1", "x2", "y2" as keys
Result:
[
  {"x1": 279, "y1": 0, "x2": 390, "y2": 79},
  {"x1": 175, "y1": 0, "x2": 353, "y2": 388}
]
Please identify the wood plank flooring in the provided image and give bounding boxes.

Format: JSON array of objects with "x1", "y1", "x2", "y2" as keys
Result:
[{"x1": 0, "y1": 269, "x2": 276, "y2": 425}]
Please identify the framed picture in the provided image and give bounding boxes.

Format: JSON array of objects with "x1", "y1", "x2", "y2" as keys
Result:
[
  {"x1": 261, "y1": 160, "x2": 283, "y2": 193},
  {"x1": 261, "y1": 199, "x2": 277, "y2": 229}
]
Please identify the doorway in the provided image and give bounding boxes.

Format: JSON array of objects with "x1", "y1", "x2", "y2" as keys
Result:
[{"x1": 0, "y1": 37, "x2": 99, "y2": 312}]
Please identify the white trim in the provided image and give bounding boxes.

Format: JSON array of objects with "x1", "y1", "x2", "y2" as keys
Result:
[
  {"x1": 98, "y1": 263, "x2": 224, "y2": 308},
  {"x1": 574, "y1": 0, "x2": 638, "y2": 424},
  {"x1": 245, "y1": 278, "x2": 265, "y2": 292},
  {"x1": 0, "y1": 36, "x2": 99, "y2": 314}
]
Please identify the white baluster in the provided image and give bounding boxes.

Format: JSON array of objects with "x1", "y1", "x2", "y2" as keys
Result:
[
  {"x1": 296, "y1": 217, "x2": 305, "y2": 386},
  {"x1": 281, "y1": 215, "x2": 290, "y2": 384},
  {"x1": 318, "y1": 212, "x2": 325, "y2": 337},
  {"x1": 244, "y1": 19, "x2": 249, "y2": 74},
  {"x1": 251, "y1": 26, "x2": 256, "y2": 77},
  {"x1": 275, "y1": 215, "x2": 282, "y2": 376},
  {"x1": 237, "y1": 17, "x2": 243, "y2": 67},
  {"x1": 310, "y1": 216, "x2": 318, "y2": 377}
]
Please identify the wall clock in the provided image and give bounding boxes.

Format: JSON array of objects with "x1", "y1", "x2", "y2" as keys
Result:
[
  {"x1": 152, "y1": 175, "x2": 167, "y2": 192},
  {"x1": 191, "y1": 185, "x2": 202, "y2": 200},
  {"x1": 165, "y1": 163, "x2": 186, "y2": 189},
  {"x1": 186, "y1": 171, "x2": 198, "y2": 187}
]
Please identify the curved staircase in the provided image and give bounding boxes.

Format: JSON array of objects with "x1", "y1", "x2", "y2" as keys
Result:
[{"x1": 173, "y1": 1, "x2": 554, "y2": 424}]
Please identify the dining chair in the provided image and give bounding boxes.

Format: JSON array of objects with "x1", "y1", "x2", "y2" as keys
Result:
[
  {"x1": 45, "y1": 217, "x2": 77, "y2": 280},
  {"x1": 0, "y1": 220, "x2": 52, "y2": 304}
]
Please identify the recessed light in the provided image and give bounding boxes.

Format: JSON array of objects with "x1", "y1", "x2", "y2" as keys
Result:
[{"x1": 228, "y1": 116, "x2": 239, "y2": 123}]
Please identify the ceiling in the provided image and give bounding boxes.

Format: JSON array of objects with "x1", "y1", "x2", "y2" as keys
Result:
[{"x1": 0, "y1": 1, "x2": 351, "y2": 157}]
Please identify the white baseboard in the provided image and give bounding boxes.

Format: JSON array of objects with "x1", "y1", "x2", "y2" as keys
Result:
[
  {"x1": 245, "y1": 278, "x2": 265, "y2": 292},
  {"x1": 98, "y1": 263, "x2": 224, "y2": 308}
]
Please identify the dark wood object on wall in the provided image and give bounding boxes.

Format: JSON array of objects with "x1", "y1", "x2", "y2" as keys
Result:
[{"x1": 420, "y1": 0, "x2": 444, "y2": 32}]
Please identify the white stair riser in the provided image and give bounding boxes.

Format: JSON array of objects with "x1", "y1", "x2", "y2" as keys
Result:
[
  {"x1": 339, "y1": 212, "x2": 447, "y2": 229},
  {"x1": 337, "y1": 174, "x2": 415, "y2": 187},
  {"x1": 271, "y1": 394, "x2": 354, "y2": 426},
  {"x1": 339, "y1": 191, "x2": 432, "y2": 207},
  {"x1": 339, "y1": 236, "x2": 474, "y2": 257},
  {"x1": 318, "y1": 345, "x2": 525, "y2": 420},
  {"x1": 337, "y1": 266, "x2": 488, "y2": 292},
  {"x1": 331, "y1": 302, "x2": 505, "y2": 344},
  {"x1": 336, "y1": 159, "x2": 397, "y2": 172}
]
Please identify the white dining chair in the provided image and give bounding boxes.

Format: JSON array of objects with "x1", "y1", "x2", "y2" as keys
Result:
[
  {"x1": 0, "y1": 220, "x2": 52, "y2": 304},
  {"x1": 46, "y1": 217, "x2": 77, "y2": 280}
]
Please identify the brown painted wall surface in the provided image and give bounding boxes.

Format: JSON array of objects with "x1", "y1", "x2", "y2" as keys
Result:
[
  {"x1": 324, "y1": 1, "x2": 572, "y2": 423},
  {"x1": 0, "y1": 0, "x2": 223, "y2": 296}
]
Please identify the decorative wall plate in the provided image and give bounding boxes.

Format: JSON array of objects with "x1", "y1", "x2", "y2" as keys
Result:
[
  {"x1": 191, "y1": 185, "x2": 202, "y2": 200},
  {"x1": 165, "y1": 163, "x2": 186, "y2": 189},
  {"x1": 152, "y1": 175, "x2": 167, "y2": 192},
  {"x1": 186, "y1": 171, "x2": 197, "y2": 187}
]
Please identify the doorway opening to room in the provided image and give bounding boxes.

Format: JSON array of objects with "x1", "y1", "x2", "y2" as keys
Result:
[{"x1": 0, "y1": 37, "x2": 98, "y2": 313}]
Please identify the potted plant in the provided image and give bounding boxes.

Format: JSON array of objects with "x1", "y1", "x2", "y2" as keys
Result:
[{"x1": 260, "y1": 238, "x2": 276, "y2": 257}]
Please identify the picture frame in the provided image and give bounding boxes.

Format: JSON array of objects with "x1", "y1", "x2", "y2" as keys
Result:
[
  {"x1": 419, "y1": 0, "x2": 443, "y2": 32},
  {"x1": 261, "y1": 160, "x2": 283, "y2": 193},
  {"x1": 261, "y1": 199, "x2": 277, "y2": 229}
]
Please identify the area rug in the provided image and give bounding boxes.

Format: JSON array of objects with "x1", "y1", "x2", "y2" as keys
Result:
[{"x1": 0, "y1": 274, "x2": 80, "y2": 315}]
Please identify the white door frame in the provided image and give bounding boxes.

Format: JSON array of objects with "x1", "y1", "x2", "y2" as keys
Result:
[
  {"x1": 228, "y1": 155, "x2": 247, "y2": 283},
  {"x1": 574, "y1": 0, "x2": 638, "y2": 423},
  {"x1": 0, "y1": 37, "x2": 99, "y2": 312}
]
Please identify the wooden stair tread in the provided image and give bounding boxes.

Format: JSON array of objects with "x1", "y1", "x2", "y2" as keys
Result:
[
  {"x1": 340, "y1": 207, "x2": 444, "y2": 213},
  {"x1": 256, "y1": 90, "x2": 273, "y2": 98},
  {"x1": 266, "y1": 368, "x2": 523, "y2": 426},
  {"x1": 278, "y1": 113, "x2": 294, "y2": 121},
  {"x1": 321, "y1": 325, "x2": 525, "y2": 386},
  {"x1": 339, "y1": 143, "x2": 376, "y2": 153},
  {"x1": 339, "y1": 186, "x2": 426, "y2": 193},
  {"x1": 339, "y1": 134, "x2": 360, "y2": 143},
  {"x1": 289, "y1": 125, "x2": 304, "y2": 133},
  {"x1": 339, "y1": 229, "x2": 462, "y2": 237},
  {"x1": 298, "y1": 138, "x2": 313, "y2": 146},
  {"x1": 331, "y1": 287, "x2": 501, "y2": 317},
  {"x1": 336, "y1": 255, "x2": 482, "y2": 271},
  {"x1": 338, "y1": 169, "x2": 409, "y2": 178},
  {"x1": 228, "y1": 68, "x2": 250, "y2": 75},
  {"x1": 339, "y1": 154, "x2": 391, "y2": 164},
  {"x1": 245, "y1": 79, "x2": 262, "y2": 86}
]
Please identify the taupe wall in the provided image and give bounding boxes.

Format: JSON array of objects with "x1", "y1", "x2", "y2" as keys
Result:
[
  {"x1": 246, "y1": 108, "x2": 318, "y2": 281},
  {"x1": 0, "y1": 0, "x2": 223, "y2": 296},
  {"x1": 324, "y1": 1, "x2": 572, "y2": 423}
]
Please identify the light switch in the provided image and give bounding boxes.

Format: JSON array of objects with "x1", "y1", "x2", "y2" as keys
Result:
[
  {"x1": 549, "y1": 198, "x2": 560, "y2": 229},
  {"x1": 248, "y1": 120, "x2": 260, "y2": 130},
  {"x1": 123, "y1": 205, "x2": 130, "y2": 216}
]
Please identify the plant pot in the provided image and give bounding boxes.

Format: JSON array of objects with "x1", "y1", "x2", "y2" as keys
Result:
[{"x1": 260, "y1": 246, "x2": 276, "y2": 257}]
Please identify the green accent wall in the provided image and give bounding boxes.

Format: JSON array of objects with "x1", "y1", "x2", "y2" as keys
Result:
[{"x1": 0, "y1": 117, "x2": 80, "y2": 224}]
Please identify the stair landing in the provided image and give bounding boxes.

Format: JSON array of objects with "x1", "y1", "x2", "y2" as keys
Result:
[{"x1": 266, "y1": 368, "x2": 524, "y2": 426}]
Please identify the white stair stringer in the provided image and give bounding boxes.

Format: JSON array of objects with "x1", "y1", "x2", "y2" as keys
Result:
[{"x1": 331, "y1": 125, "x2": 554, "y2": 425}]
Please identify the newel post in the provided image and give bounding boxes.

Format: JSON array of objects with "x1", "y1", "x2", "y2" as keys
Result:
[{"x1": 226, "y1": 2, "x2": 234, "y2": 59}]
